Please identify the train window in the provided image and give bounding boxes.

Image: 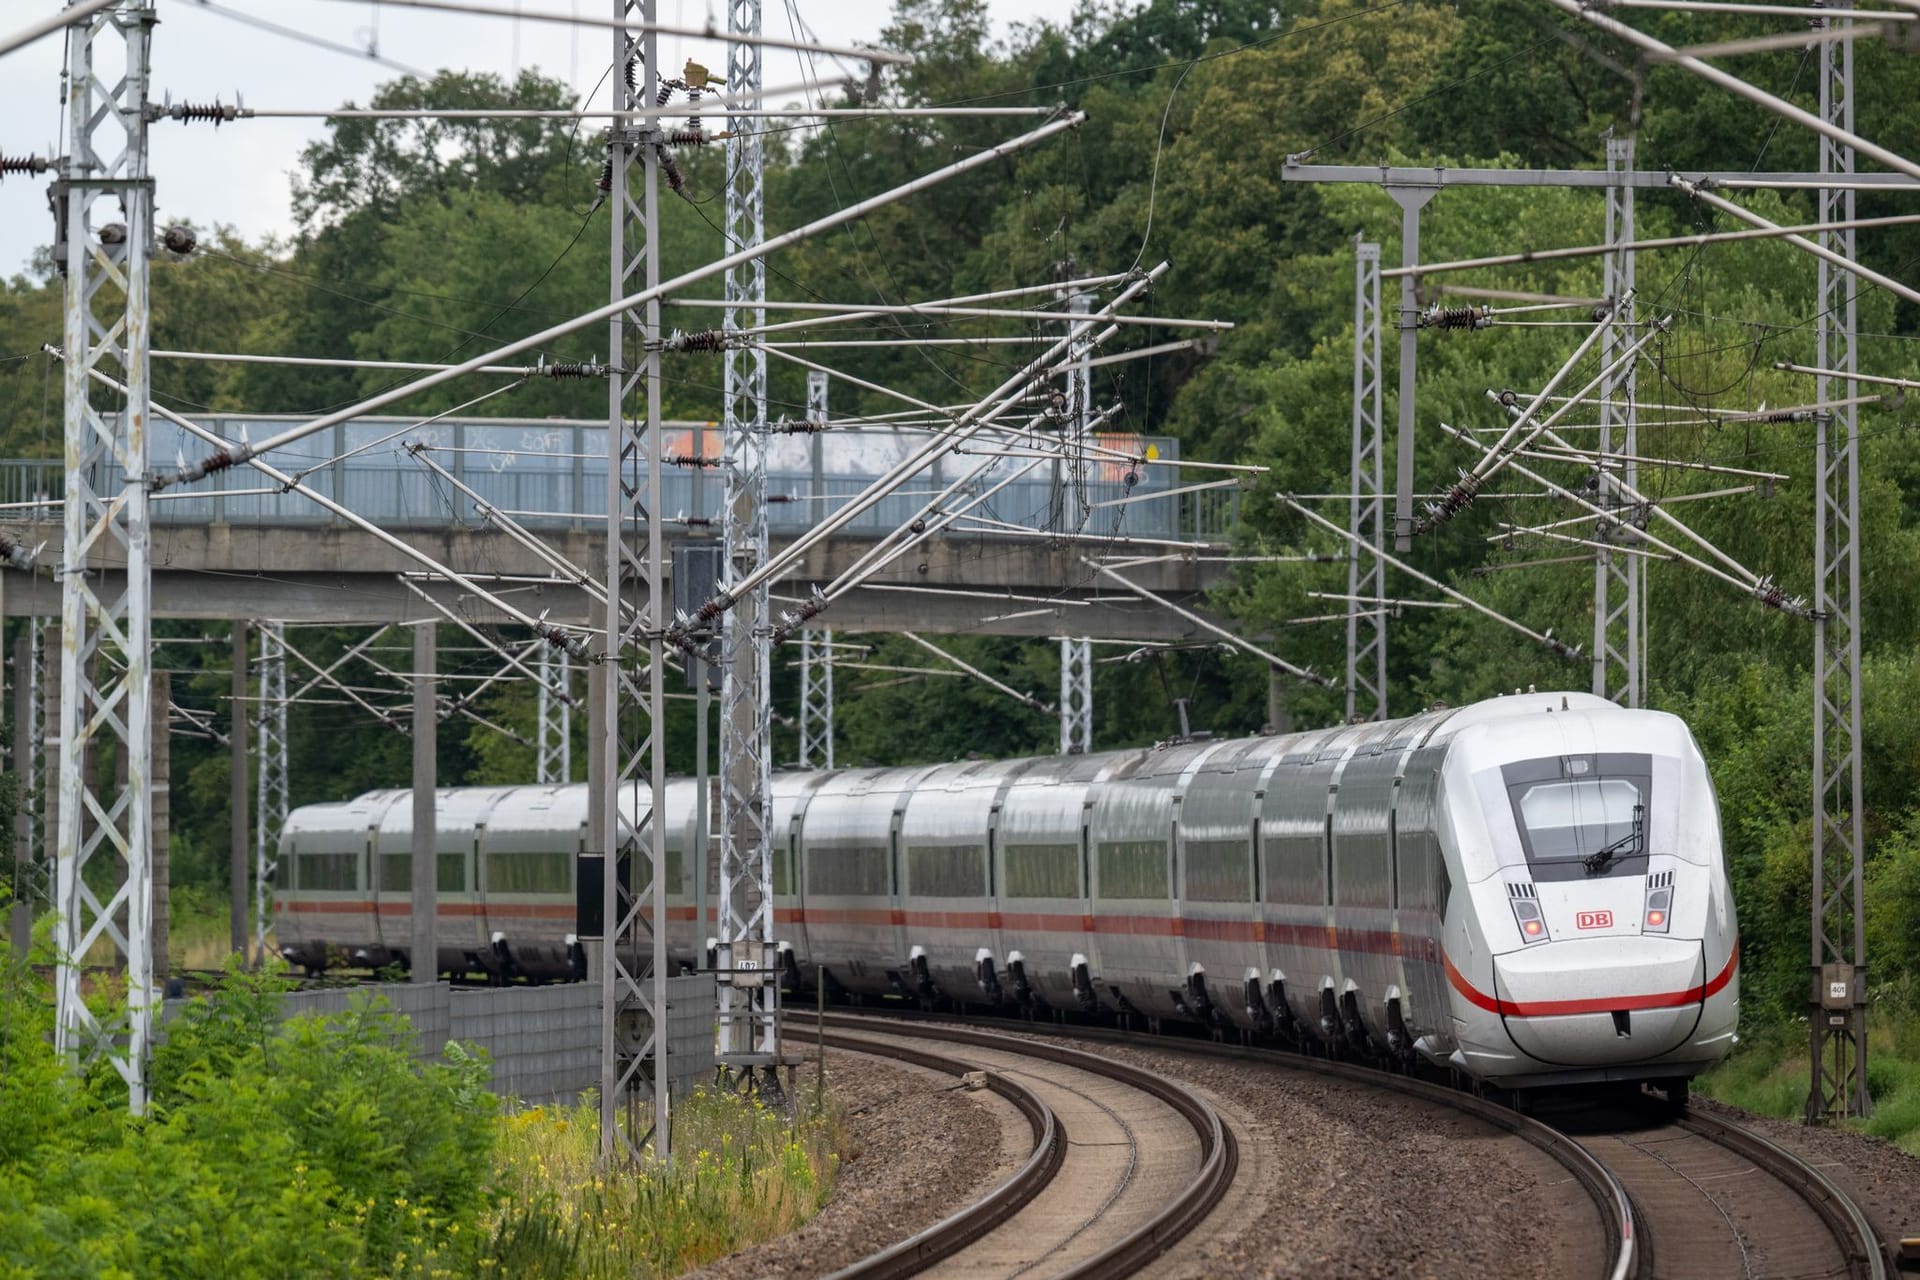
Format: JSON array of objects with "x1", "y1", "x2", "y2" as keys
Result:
[
  {"x1": 805, "y1": 844, "x2": 889, "y2": 896},
  {"x1": 660, "y1": 846, "x2": 685, "y2": 895},
  {"x1": 1004, "y1": 843, "x2": 1078, "y2": 898},
  {"x1": 774, "y1": 836, "x2": 794, "y2": 897},
  {"x1": 438, "y1": 853, "x2": 465, "y2": 893},
  {"x1": 380, "y1": 853, "x2": 410, "y2": 893},
  {"x1": 1184, "y1": 838, "x2": 1251, "y2": 902},
  {"x1": 275, "y1": 847, "x2": 295, "y2": 890},
  {"x1": 1502, "y1": 753, "x2": 1652, "y2": 882},
  {"x1": 487, "y1": 852, "x2": 573, "y2": 894},
  {"x1": 299, "y1": 851, "x2": 357, "y2": 892},
  {"x1": 907, "y1": 844, "x2": 987, "y2": 897},
  {"x1": 1098, "y1": 839, "x2": 1168, "y2": 899}
]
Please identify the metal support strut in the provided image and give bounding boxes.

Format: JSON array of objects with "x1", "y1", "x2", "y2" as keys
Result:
[
  {"x1": 797, "y1": 367, "x2": 835, "y2": 772},
  {"x1": 52, "y1": 0, "x2": 159, "y2": 1112},
  {"x1": 253, "y1": 621, "x2": 289, "y2": 963},
  {"x1": 1348, "y1": 236, "x2": 1387, "y2": 722},
  {"x1": 798, "y1": 629, "x2": 835, "y2": 769},
  {"x1": 1594, "y1": 136, "x2": 1643, "y2": 709},
  {"x1": 717, "y1": 0, "x2": 779, "y2": 1081},
  {"x1": 1059, "y1": 638, "x2": 1093, "y2": 754},
  {"x1": 536, "y1": 646, "x2": 572, "y2": 784},
  {"x1": 1807, "y1": 13, "x2": 1870, "y2": 1123},
  {"x1": 600, "y1": 0, "x2": 673, "y2": 1162}
]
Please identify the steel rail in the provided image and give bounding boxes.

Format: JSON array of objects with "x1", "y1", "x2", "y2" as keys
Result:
[
  {"x1": 821, "y1": 1013, "x2": 1239, "y2": 1280},
  {"x1": 819, "y1": 1031, "x2": 1063, "y2": 1280},
  {"x1": 827, "y1": 1009, "x2": 1634, "y2": 1280},
  {"x1": 1675, "y1": 1112, "x2": 1888, "y2": 1279}
]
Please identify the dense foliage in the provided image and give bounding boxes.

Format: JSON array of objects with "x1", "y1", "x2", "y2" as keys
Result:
[
  {"x1": 0, "y1": 926, "x2": 842, "y2": 1277},
  {"x1": 3, "y1": 0, "x2": 1919, "y2": 1028},
  {"x1": 0, "y1": 945, "x2": 497, "y2": 1278}
]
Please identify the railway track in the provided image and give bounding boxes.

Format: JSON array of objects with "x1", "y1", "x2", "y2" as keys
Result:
[
  {"x1": 812, "y1": 1007, "x2": 1893, "y2": 1280},
  {"x1": 820, "y1": 1014, "x2": 1237, "y2": 1280},
  {"x1": 812, "y1": 1010, "x2": 1632, "y2": 1279},
  {"x1": 1555, "y1": 1103, "x2": 1887, "y2": 1280}
]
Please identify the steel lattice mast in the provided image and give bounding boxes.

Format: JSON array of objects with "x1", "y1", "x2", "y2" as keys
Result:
[
  {"x1": 601, "y1": 0, "x2": 672, "y2": 1161},
  {"x1": 1808, "y1": 12, "x2": 1870, "y2": 1122},
  {"x1": 253, "y1": 621, "x2": 289, "y2": 963},
  {"x1": 1058, "y1": 280, "x2": 1096, "y2": 752},
  {"x1": 52, "y1": 0, "x2": 158, "y2": 1111},
  {"x1": 797, "y1": 370, "x2": 834, "y2": 770},
  {"x1": 717, "y1": 0, "x2": 778, "y2": 1072},
  {"x1": 536, "y1": 647, "x2": 571, "y2": 783},
  {"x1": 1058, "y1": 638, "x2": 1092, "y2": 753},
  {"x1": 1347, "y1": 236, "x2": 1387, "y2": 722},
  {"x1": 1594, "y1": 136, "x2": 1642, "y2": 708}
]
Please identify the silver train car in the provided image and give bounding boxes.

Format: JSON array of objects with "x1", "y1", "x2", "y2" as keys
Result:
[{"x1": 274, "y1": 691, "x2": 1739, "y2": 1092}]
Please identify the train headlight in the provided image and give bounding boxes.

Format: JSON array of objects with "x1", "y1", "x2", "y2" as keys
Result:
[
  {"x1": 1644, "y1": 891, "x2": 1671, "y2": 932},
  {"x1": 1509, "y1": 892, "x2": 1548, "y2": 944},
  {"x1": 1644, "y1": 870, "x2": 1673, "y2": 933}
]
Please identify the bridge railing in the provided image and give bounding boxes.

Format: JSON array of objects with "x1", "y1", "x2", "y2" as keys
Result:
[{"x1": 0, "y1": 415, "x2": 1237, "y2": 545}]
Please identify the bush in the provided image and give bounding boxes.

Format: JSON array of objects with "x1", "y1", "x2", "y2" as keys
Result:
[{"x1": 0, "y1": 957, "x2": 499, "y2": 1279}]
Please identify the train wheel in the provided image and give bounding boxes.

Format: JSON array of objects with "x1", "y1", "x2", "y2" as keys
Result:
[{"x1": 1651, "y1": 1076, "x2": 1689, "y2": 1118}]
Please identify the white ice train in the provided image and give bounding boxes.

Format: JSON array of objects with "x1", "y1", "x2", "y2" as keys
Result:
[{"x1": 274, "y1": 691, "x2": 1739, "y2": 1094}]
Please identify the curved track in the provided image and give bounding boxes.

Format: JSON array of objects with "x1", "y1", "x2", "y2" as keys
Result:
[
  {"x1": 821, "y1": 1014, "x2": 1237, "y2": 1280},
  {"x1": 813, "y1": 1010, "x2": 1635, "y2": 1279},
  {"x1": 1555, "y1": 1103, "x2": 1887, "y2": 1280}
]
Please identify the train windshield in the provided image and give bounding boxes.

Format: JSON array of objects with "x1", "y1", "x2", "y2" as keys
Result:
[{"x1": 1501, "y1": 754, "x2": 1652, "y2": 881}]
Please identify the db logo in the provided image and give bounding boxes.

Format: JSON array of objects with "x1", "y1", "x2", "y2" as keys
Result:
[{"x1": 1576, "y1": 910, "x2": 1614, "y2": 930}]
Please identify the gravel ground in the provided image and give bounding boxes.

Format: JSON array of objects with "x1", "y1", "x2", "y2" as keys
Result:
[
  {"x1": 1079, "y1": 1039, "x2": 1598, "y2": 1280},
  {"x1": 682, "y1": 1046, "x2": 1014, "y2": 1280},
  {"x1": 1694, "y1": 1094, "x2": 1920, "y2": 1262}
]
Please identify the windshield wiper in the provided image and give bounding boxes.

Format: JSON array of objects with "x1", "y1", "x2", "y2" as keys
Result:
[{"x1": 1583, "y1": 803, "x2": 1645, "y2": 877}]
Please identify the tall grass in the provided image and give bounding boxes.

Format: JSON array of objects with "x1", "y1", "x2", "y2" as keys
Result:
[
  {"x1": 1698, "y1": 987, "x2": 1920, "y2": 1157},
  {"x1": 486, "y1": 1085, "x2": 841, "y2": 1278}
]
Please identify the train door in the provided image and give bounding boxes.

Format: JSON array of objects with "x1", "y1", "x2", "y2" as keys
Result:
[
  {"x1": 1330, "y1": 732, "x2": 1402, "y2": 1050},
  {"x1": 1393, "y1": 744, "x2": 1452, "y2": 1047}
]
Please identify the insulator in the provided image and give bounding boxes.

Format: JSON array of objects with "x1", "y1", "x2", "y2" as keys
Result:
[
  {"x1": 686, "y1": 86, "x2": 702, "y2": 132},
  {"x1": 659, "y1": 152, "x2": 685, "y2": 194},
  {"x1": 656, "y1": 82, "x2": 675, "y2": 108},
  {"x1": 534, "y1": 361, "x2": 607, "y2": 379},
  {"x1": 1420, "y1": 305, "x2": 1488, "y2": 331},
  {"x1": 161, "y1": 225, "x2": 197, "y2": 255},
  {"x1": 164, "y1": 100, "x2": 240, "y2": 126},
  {"x1": 664, "y1": 129, "x2": 707, "y2": 147},
  {"x1": 1420, "y1": 472, "x2": 1481, "y2": 526},
  {"x1": 0, "y1": 154, "x2": 49, "y2": 181},
  {"x1": 625, "y1": 57, "x2": 640, "y2": 96},
  {"x1": 661, "y1": 328, "x2": 725, "y2": 353},
  {"x1": 596, "y1": 158, "x2": 613, "y2": 193}
]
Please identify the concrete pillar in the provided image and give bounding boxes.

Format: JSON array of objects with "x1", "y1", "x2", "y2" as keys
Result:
[
  {"x1": 11, "y1": 634, "x2": 30, "y2": 955},
  {"x1": 150, "y1": 670, "x2": 170, "y2": 982},
  {"x1": 229, "y1": 621, "x2": 249, "y2": 955},
  {"x1": 410, "y1": 623, "x2": 437, "y2": 983}
]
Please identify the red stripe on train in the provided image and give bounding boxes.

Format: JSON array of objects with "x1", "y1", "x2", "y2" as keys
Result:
[{"x1": 1443, "y1": 939, "x2": 1739, "y2": 1018}]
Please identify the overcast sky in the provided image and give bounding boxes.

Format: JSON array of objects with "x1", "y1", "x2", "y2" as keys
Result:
[{"x1": 0, "y1": 0, "x2": 1079, "y2": 277}]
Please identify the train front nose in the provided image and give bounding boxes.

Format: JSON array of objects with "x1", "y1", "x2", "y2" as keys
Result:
[{"x1": 1494, "y1": 936, "x2": 1705, "y2": 1065}]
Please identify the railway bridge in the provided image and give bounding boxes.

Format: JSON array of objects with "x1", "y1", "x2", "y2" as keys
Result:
[{"x1": 0, "y1": 414, "x2": 1238, "y2": 640}]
